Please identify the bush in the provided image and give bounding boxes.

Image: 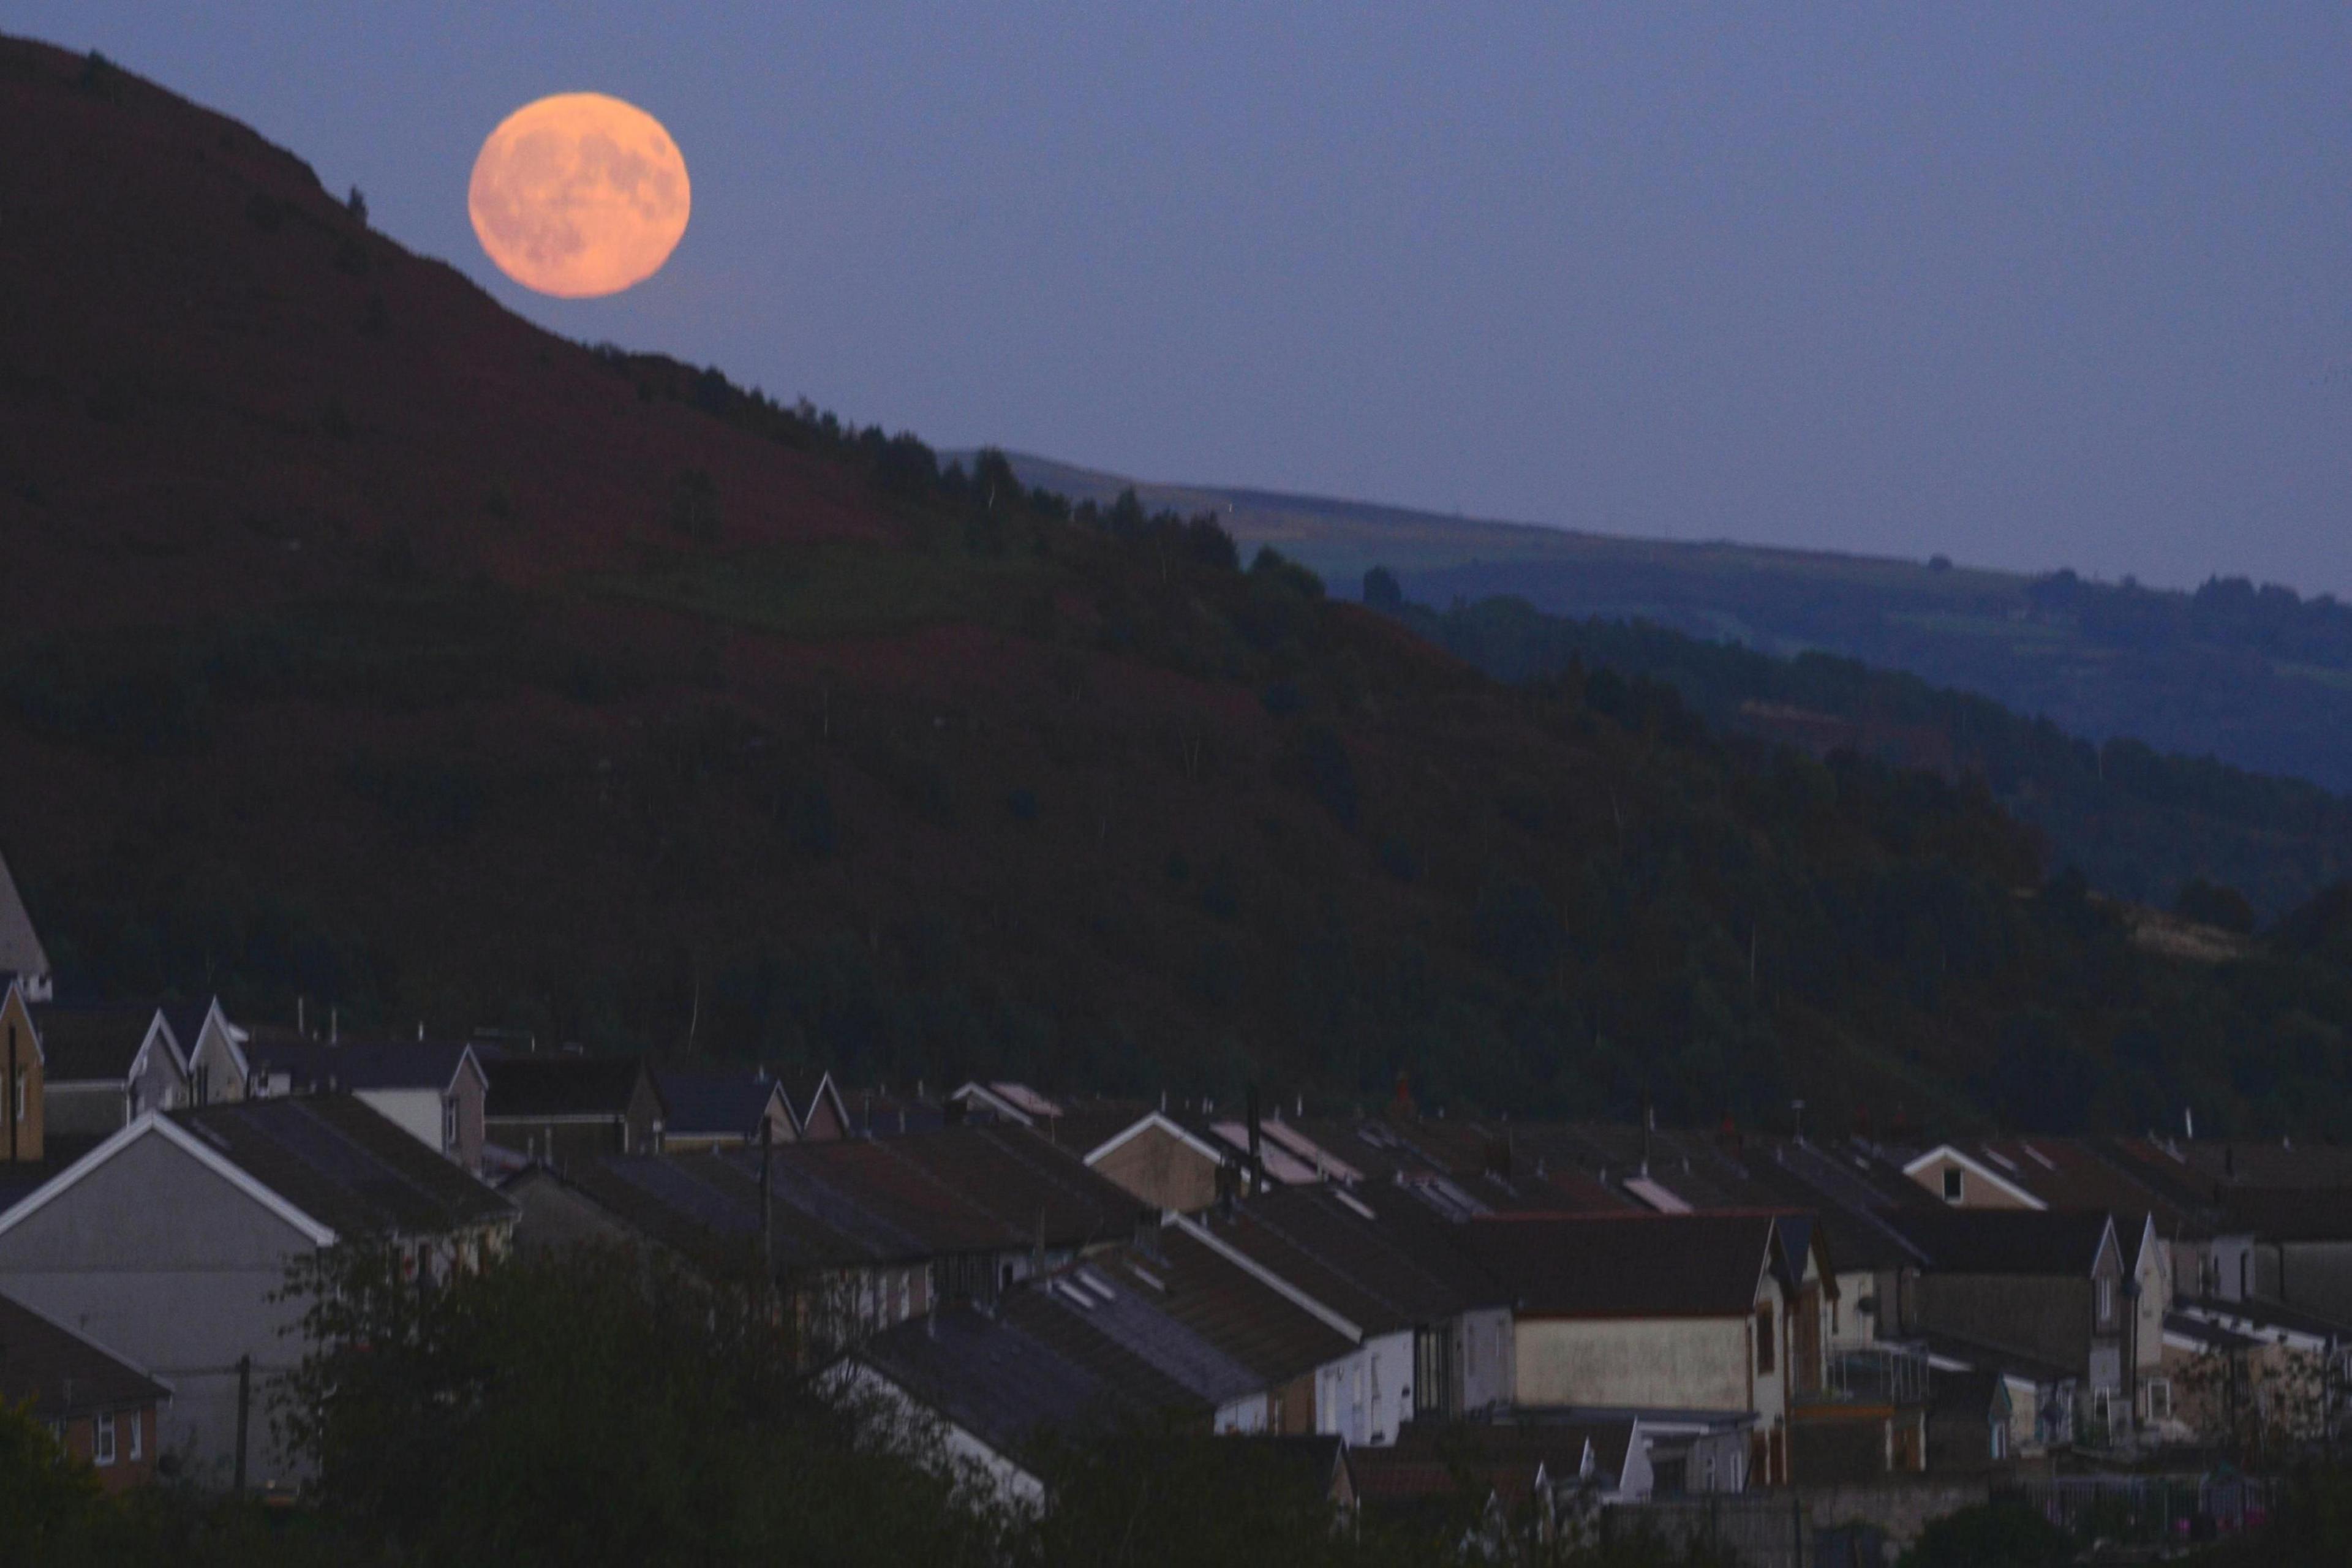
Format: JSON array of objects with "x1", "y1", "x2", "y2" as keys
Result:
[{"x1": 1897, "y1": 1501, "x2": 2073, "y2": 1568}]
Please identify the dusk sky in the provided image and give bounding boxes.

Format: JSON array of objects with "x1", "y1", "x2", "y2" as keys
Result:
[{"x1": 28, "y1": 4, "x2": 2352, "y2": 595}]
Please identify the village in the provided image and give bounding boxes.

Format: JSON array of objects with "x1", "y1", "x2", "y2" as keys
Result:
[{"x1": 1, "y1": 851, "x2": 2343, "y2": 1562}]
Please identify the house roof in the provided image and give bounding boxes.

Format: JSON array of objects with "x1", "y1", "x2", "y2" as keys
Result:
[
  {"x1": 773, "y1": 1069, "x2": 850, "y2": 1133},
  {"x1": 2217, "y1": 1187, "x2": 2352, "y2": 1244},
  {"x1": 1393, "y1": 1418, "x2": 1614, "y2": 1481},
  {"x1": 1461, "y1": 1212, "x2": 1787, "y2": 1319},
  {"x1": 1883, "y1": 1209, "x2": 2115, "y2": 1276},
  {"x1": 1048, "y1": 1098, "x2": 1164, "y2": 1160},
  {"x1": 0, "y1": 848, "x2": 48, "y2": 986},
  {"x1": 26, "y1": 1005, "x2": 169, "y2": 1085},
  {"x1": 1912, "y1": 1329, "x2": 2080, "y2": 1387},
  {"x1": 1018, "y1": 1264, "x2": 1265, "y2": 1409},
  {"x1": 1092, "y1": 1229, "x2": 1355, "y2": 1385},
  {"x1": 244, "y1": 1038, "x2": 481, "y2": 1096},
  {"x1": 2169, "y1": 1139, "x2": 2352, "y2": 1189},
  {"x1": 560, "y1": 1124, "x2": 1147, "y2": 1275},
  {"x1": 854, "y1": 1297, "x2": 1192, "y2": 1455},
  {"x1": 0, "y1": 1288, "x2": 167, "y2": 1420},
  {"x1": 1193, "y1": 1186, "x2": 1497, "y2": 1335},
  {"x1": 652, "y1": 1068, "x2": 786, "y2": 1139},
  {"x1": 484, "y1": 1055, "x2": 654, "y2": 1120},
  {"x1": 171, "y1": 1095, "x2": 516, "y2": 1238}
]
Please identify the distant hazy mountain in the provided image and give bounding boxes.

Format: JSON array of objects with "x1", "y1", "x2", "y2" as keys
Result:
[{"x1": 986, "y1": 453, "x2": 2352, "y2": 796}]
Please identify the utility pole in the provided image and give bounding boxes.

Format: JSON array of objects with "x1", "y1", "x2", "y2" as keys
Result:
[{"x1": 233, "y1": 1353, "x2": 252, "y2": 1494}]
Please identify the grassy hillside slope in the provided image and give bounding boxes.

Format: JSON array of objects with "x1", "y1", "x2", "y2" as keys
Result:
[{"x1": 6, "y1": 39, "x2": 2352, "y2": 1139}]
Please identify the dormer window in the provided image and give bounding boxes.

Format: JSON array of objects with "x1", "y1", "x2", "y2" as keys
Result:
[
  {"x1": 1943, "y1": 1167, "x2": 1965, "y2": 1204},
  {"x1": 1755, "y1": 1302, "x2": 1776, "y2": 1374}
]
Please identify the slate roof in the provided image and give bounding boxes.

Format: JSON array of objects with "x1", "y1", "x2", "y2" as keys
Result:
[
  {"x1": 1396, "y1": 1417, "x2": 1639, "y2": 1488},
  {"x1": 1882, "y1": 1209, "x2": 2114, "y2": 1276},
  {"x1": 1741, "y1": 1145, "x2": 1930, "y2": 1273},
  {"x1": 1912, "y1": 1329, "x2": 2079, "y2": 1386},
  {"x1": 2169, "y1": 1140, "x2": 2352, "y2": 1189},
  {"x1": 559, "y1": 1124, "x2": 1147, "y2": 1276},
  {"x1": 1047, "y1": 1098, "x2": 1162, "y2": 1159},
  {"x1": 653, "y1": 1068, "x2": 784, "y2": 1139},
  {"x1": 1461, "y1": 1212, "x2": 1784, "y2": 1319},
  {"x1": 0, "y1": 1288, "x2": 167, "y2": 1420},
  {"x1": 2217, "y1": 1187, "x2": 2352, "y2": 1244},
  {"x1": 1093, "y1": 1230, "x2": 1354, "y2": 1385},
  {"x1": 1195, "y1": 1186, "x2": 1494, "y2": 1335},
  {"x1": 244, "y1": 1038, "x2": 477, "y2": 1095},
  {"x1": 174, "y1": 1095, "x2": 515, "y2": 1238},
  {"x1": 1016, "y1": 1267, "x2": 1263, "y2": 1408},
  {"x1": 484, "y1": 1055, "x2": 652, "y2": 1120},
  {"x1": 27, "y1": 1005, "x2": 165, "y2": 1084},
  {"x1": 0, "y1": 849, "x2": 48, "y2": 985},
  {"x1": 856, "y1": 1296, "x2": 1194, "y2": 1455}
]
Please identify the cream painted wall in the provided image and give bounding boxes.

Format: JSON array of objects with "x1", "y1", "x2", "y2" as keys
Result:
[{"x1": 1515, "y1": 1316, "x2": 1754, "y2": 1412}]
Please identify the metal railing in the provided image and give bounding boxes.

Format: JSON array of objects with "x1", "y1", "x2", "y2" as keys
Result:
[
  {"x1": 1991, "y1": 1475, "x2": 2277, "y2": 1549},
  {"x1": 1819, "y1": 1343, "x2": 1932, "y2": 1407}
]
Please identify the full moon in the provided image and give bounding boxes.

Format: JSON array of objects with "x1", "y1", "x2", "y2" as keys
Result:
[{"x1": 468, "y1": 93, "x2": 690, "y2": 299}]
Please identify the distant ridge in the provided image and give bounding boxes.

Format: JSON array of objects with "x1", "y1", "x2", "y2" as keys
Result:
[{"x1": 984, "y1": 451, "x2": 2352, "y2": 795}]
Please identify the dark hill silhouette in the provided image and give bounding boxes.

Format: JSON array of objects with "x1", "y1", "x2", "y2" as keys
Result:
[{"x1": 7, "y1": 36, "x2": 2352, "y2": 1140}]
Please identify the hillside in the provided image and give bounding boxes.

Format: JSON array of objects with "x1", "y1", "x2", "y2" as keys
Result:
[
  {"x1": 7, "y1": 37, "x2": 2352, "y2": 1140},
  {"x1": 990, "y1": 453, "x2": 2352, "y2": 796},
  {"x1": 1371, "y1": 595, "x2": 2352, "y2": 921}
]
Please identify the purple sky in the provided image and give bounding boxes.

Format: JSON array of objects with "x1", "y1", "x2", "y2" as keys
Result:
[{"x1": 26, "y1": 4, "x2": 2352, "y2": 594}]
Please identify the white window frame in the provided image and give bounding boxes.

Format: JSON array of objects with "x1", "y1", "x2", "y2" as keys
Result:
[
  {"x1": 2095, "y1": 1276, "x2": 2115, "y2": 1327},
  {"x1": 442, "y1": 1095, "x2": 459, "y2": 1152},
  {"x1": 1942, "y1": 1167, "x2": 1964, "y2": 1203},
  {"x1": 94, "y1": 1410, "x2": 116, "y2": 1466},
  {"x1": 127, "y1": 1408, "x2": 142, "y2": 1461}
]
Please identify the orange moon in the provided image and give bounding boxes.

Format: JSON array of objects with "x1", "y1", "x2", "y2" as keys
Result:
[{"x1": 468, "y1": 93, "x2": 690, "y2": 298}]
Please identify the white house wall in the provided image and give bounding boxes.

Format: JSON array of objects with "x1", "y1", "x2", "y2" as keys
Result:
[
  {"x1": 0, "y1": 1128, "x2": 320, "y2": 1487},
  {"x1": 1458, "y1": 1306, "x2": 1516, "y2": 1414},
  {"x1": 1316, "y1": 1329, "x2": 1412, "y2": 1447}
]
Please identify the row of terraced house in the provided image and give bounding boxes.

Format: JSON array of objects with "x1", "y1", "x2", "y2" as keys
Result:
[{"x1": 2, "y1": 854, "x2": 2350, "y2": 1540}]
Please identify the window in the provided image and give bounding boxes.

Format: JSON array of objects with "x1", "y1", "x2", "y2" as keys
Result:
[
  {"x1": 1942, "y1": 1167, "x2": 1965, "y2": 1203},
  {"x1": 2147, "y1": 1378, "x2": 2173, "y2": 1422},
  {"x1": 94, "y1": 1411, "x2": 116, "y2": 1466},
  {"x1": 2095, "y1": 1276, "x2": 2116, "y2": 1328},
  {"x1": 442, "y1": 1095, "x2": 459, "y2": 1152},
  {"x1": 1756, "y1": 1302, "x2": 1776, "y2": 1374},
  {"x1": 127, "y1": 1409, "x2": 142, "y2": 1461},
  {"x1": 1991, "y1": 1419, "x2": 2008, "y2": 1461}
]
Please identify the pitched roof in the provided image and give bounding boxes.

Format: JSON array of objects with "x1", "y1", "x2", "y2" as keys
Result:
[
  {"x1": 1883, "y1": 1209, "x2": 2116, "y2": 1276},
  {"x1": 1092, "y1": 1230, "x2": 1355, "y2": 1385},
  {"x1": 1017, "y1": 1265, "x2": 1264, "y2": 1408},
  {"x1": 243, "y1": 1038, "x2": 480, "y2": 1095},
  {"x1": 1460, "y1": 1212, "x2": 1785, "y2": 1319},
  {"x1": 0, "y1": 848, "x2": 49, "y2": 985},
  {"x1": 172, "y1": 1094, "x2": 515, "y2": 1237},
  {"x1": 1393, "y1": 1417, "x2": 1634, "y2": 1486},
  {"x1": 0, "y1": 1288, "x2": 167, "y2": 1420},
  {"x1": 1193, "y1": 1186, "x2": 1496, "y2": 1335},
  {"x1": 484, "y1": 1055, "x2": 652, "y2": 1120},
  {"x1": 2217, "y1": 1187, "x2": 2352, "y2": 1244},
  {"x1": 559, "y1": 1124, "x2": 1147, "y2": 1275},
  {"x1": 27, "y1": 1005, "x2": 171, "y2": 1085},
  {"x1": 652, "y1": 1068, "x2": 785, "y2": 1139},
  {"x1": 855, "y1": 1297, "x2": 1194, "y2": 1454}
]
